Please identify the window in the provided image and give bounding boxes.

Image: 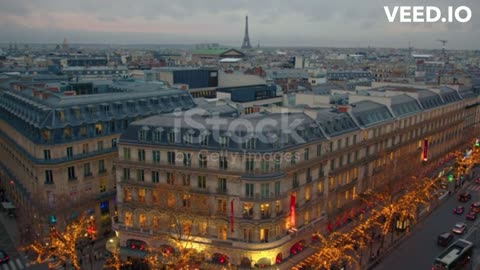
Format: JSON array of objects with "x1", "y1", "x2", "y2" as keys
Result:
[
  {"x1": 83, "y1": 163, "x2": 91, "y2": 177},
  {"x1": 305, "y1": 186, "x2": 311, "y2": 202},
  {"x1": 112, "y1": 138, "x2": 117, "y2": 148},
  {"x1": 219, "y1": 156, "x2": 228, "y2": 170},
  {"x1": 124, "y1": 212, "x2": 133, "y2": 227},
  {"x1": 167, "y1": 193, "x2": 175, "y2": 207},
  {"x1": 123, "y1": 148, "x2": 131, "y2": 160},
  {"x1": 183, "y1": 194, "x2": 191, "y2": 208},
  {"x1": 95, "y1": 123, "x2": 103, "y2": 135},
  {"x1": 274, "y1": 182, "x2": 281, "y2": 197},
  {"x1": 153, "y1": 130, "x2": 162, "y2": 142},
  {"x1": 200, "y1": 135, "x2": 209, "y2": 146},
  {"x1": 97, "y1": 141, "x2": 104, "y2": 151},
  {"x1": 199, "y1": 154, "x2": 207, "y2": 168},
  {"x1": 66, "y1": 147, "x2": 73, "y2": 158},
  {"x1": 243, "y1": 203, "x2": 254, "y2": 219},
  {"x1": 244, "y1": 138, "x2": 256, "y2": 149},
  {"x1": 261, "y1": 159, "x2": 269, "y2": 172},
  {"x1": 337, "y1": 139, "x2": 342, "y2": 150},
  {"x1": 184, "y1": 134, "x2": 193, "y2": 145},
  {"x1": 290, "y1": 152, "x2": 297, "y2": 165},
  {"x1": 182, "y1": 174, "x2": 191, "y2": 186},
  {"x1": 138, "y1": 149, "x2": 145, "y2": 162},
  {"x1": 98, "y1": 160, "x2": 106, "y2": 173},
  {"x1": 198, "y1": 175, "x2": 206, "y2": 189},
  {"x1": 330, "y1": 159, "x2": 335, "y2": 171},
  {"x1": 183, "y1": 153, "x2": 191, "y2": 167},
  {"x1": 82, "y1": 143, "x2": 89, "y2": 154},
  {"x1": 304, "y1": 148, "x2": 309, "y2": 161},
  {"x1": 45, "y1": 170, "x2": 53, "y2": 184},
  {"x1": 167, "y1": 151, "x2": 176, "y2": 165},
  {"x1": 136, "y1": 169, "x2": 144, "y2": 182},
  {"x1": 64, "y1": 127, "x2": 72, "y2": 139},
  {"x1": 217, "y1": 178, "x2": 227, "y2": 194},
  {"x1": 274, "y1": 155, "x2": 281, "y2": 171},
  {"x1": 293, "y1": 173, "x2": 299, "y2": 188},
  {"x1": 245, "y1": 158, "x2": 255, "y2": 172},
  {"x1": 43, "y1": 150, "x2": 51, "y2": 160},
  {"x1": 217, "y1": 199, "x2": 227, "y2": 215},
  {"x1": 152, "y1": 150, "x2": 160, "y2": 163},
  {"x1": 167, "y1": 172, "x2": 175, "y2": 185},
  {"x1": 275, "y1": 200, "x2": 282, "y2": 214},
  {"x1": 245, "y1": 183, "x2": 254, "y2": 198},
  {"x1": 306, "y1": 168, "x2": 312, "y2": 182},
  {"x1": 346, "y1": 137, "x2": 350, "y2": 147},
  {"x1": 329, "y1": 142, "x2": 333, "y2": 152},
  {"x1": 168, "y1": 131, "x2": 176, "y2": 143},
  {"x1": 77, "y1": 126, "x2": 87, "y2": 138},
  {"x1": 219, "y1": 136, "x2": 229, "y2": 147},
  {"x1": 152, "y1": 171, "x2": 160, "y2": 183},
  {"x1": 318, "y1": 181, "x2": 324, "y2": 194},
  {"x1": 260, "y1": 204, "x2": 270, "y2": 218},
  {"x1": 261, "y1": 183, "x2": 270, "y2": 199},
  {"x1": 100, "y1": 179, "x2": 107, "y2": 193},
  {"x1": 68, "y1": 166, "x2": 76, "y2": 180},
  {"x1": 138, "y1": 129, "x2": 147, "y2": 141},
  {"x1": 123, "y1": 168, "x2": 130, "y2": 180}
]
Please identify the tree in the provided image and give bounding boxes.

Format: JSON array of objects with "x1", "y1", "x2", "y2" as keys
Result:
[{"x1": 25, "y1": 214, "x2": 90, "y2": 270}]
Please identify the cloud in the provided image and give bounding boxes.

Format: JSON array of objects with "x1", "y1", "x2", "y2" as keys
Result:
[{"x1": 0, "y1": 0, "x2": 479, "y2": 49}]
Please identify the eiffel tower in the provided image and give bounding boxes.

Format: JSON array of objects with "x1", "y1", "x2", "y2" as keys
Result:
[{"x1": 241, "y1": 15, "x2": 252, "y2": 49}]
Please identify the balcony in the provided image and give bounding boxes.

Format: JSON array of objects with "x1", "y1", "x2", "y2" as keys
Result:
[
  {"x1": 216, "y1": 188, "x2": 228, "y2": 195},
  {"x1": 336, "y1": 178, "x2": 359, "y2": 193}
]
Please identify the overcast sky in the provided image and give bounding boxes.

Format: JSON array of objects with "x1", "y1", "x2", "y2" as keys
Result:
[{"x1": 0, "y1": 0, "x2": 479, "y2": 49}]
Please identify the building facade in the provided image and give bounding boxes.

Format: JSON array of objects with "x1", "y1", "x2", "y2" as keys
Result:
[
  {"x1": 113, "y1": 86, "x2": 479, "y2": 267},
  {"x1": 0, "y1": 78, "x2": 195, "y2": 239}
]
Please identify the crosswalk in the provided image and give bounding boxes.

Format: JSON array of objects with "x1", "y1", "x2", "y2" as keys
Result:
[
  {"x1": 467, "y1": 185, "x2": 480, "y2": 192},
  {"x1": 0, "y1": 258, "x2": 24, "y2": 270}
]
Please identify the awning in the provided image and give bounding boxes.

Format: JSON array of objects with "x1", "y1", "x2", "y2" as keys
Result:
[{"x1": 1, "y1": 202, "x2": 15, "y2": 210}]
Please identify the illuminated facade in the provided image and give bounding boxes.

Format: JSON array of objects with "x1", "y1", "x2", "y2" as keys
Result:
[
  {"x1": 0, "y1": 78, "x2": 195, "y2": 237},
  {"x1": 113, "y1": 86, "x2": 479, "y2": 267}
]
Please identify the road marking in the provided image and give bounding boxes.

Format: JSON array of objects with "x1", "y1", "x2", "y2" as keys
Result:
[{"x1": 14, "y1": 258, "x2": 23, "y2": 270}]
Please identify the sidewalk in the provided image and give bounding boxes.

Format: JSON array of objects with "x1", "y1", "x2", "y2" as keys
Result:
[{"x1": 0, "y1": 203, "x2": 21, "y2": 247}]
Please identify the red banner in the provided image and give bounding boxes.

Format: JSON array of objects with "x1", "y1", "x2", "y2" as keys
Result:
[
  {"x1": 290, "y1": 194, "x2": 296, "y2": 227},
  {"x1": 423, "y1": 139, "x2": 429, "y2": 161},
  {"x1": 230, "y1": 199, "x2": 234, "y2": 232}
]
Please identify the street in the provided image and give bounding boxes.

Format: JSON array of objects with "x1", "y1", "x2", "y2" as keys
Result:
[
  {"x1": 375, "y1": 181, "x2": 480, "y2": 270},
  {"x1": 0, "y1": 210, "x2": 26, "y2": 270}
]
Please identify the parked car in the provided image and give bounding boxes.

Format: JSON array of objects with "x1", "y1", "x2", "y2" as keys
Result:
[
  {"x1": 0, "y1": 250, "x2": 9, "y2": 264},
  {"x1": 437, "y1": 232, "x2": 454, "y2": 247},
  {"x1": 454, "y1": 206, "x2": 465, "y2": 214},
  {"x1": 459, "y1": 192, "x2": 472, "y2": 202},
  {"x1": 466, "y1": 212, "x2": 477, "y2": 221},
  {"x1": 452, "y1": 222, "x2": 467, "y2": 234},
  {"x1": 476, "y1": 177, "x2": 480, "y2": 184}
]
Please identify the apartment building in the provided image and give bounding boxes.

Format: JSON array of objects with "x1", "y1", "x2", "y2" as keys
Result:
[
  {"x1": 0, "y1": 78, "x2": 195, "y2": 238},
  {"x1": 113, "y1": 86, "x2": 479, "y2": 267}
]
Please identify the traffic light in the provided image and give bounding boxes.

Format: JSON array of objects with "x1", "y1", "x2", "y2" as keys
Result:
[
  {"x1": 49, "y1": 215, "x2": 57, "y2": 224},
  {"x1": 475, "y1": 139, "x2": 479, "y2": 147},
  {"x1": 448, "y1": 174, "x2": 454, "y2": 182}
]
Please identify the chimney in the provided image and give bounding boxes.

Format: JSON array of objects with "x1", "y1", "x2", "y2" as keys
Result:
[
  {"x1": 337, "y1": 105, "x2": 351, "y2": 113},
  {"x1": 64, "y1": 91, "x2": 76, "y2": 96}
]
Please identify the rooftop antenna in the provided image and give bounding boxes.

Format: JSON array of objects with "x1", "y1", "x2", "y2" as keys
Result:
[{"x1": 437, "y1": 39, "x2": 448, "y2": 61}]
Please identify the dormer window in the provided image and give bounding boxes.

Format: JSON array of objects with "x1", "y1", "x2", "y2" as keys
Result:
[
  {"x1": 138, "y1": 126, "x2": 149, "y2": 141},
  {"x1": 184, "y1": 133, "x2": 194, "y2": 145},
  {"x1": 95, "y1": 123, "x2": 103, "y2": 135},
  {"x1": 57, "y1": 110, "x2": 65, "y2": 121},
  {"x1": 168, "y1": 130, "x2": 177, "y2": 144},
  {"x1": 153, "y1": 128, "x2": 162, "y2": 142},
  {"x1": 219, "y1": 136, "x2": 229, "y2": 148},
  {"x1": 244, "y1": 137, "x2": 256, "y2": 150},
  {"x1": 102, "y1": 104, "x2": 110, "y2": 114}
]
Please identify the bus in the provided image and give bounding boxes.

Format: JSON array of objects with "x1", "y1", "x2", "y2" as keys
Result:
[{"x1": 433, "y1": 239, "x2": 474, "y2": 270}]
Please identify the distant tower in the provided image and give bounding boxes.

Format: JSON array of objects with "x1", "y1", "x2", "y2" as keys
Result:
[
  {"x1": 241, "y1": 16, "x2": 252, "y2": 49},
  {"x1": 62, "y1": 37, "x2": 69, "y2": 50}
]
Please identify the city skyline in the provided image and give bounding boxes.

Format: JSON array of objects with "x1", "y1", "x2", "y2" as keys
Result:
[{"x1": 0, "y1": 0, "x2": 479, "y2": 49}]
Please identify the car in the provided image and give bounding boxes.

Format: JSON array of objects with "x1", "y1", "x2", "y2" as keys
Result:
[
  {"x1": 0, "y1": 250, "x2": 9, "y2": 264},
  {"x1": 452, "y1": 222, "x2": 467, "y2": 234},
  {"x1": 437, "y1": 232, "x2": 454, "y2": 247},
  {"x1": 466, "y1": 212, "x2": 477, "y2": 221},
  {"x1": 454, "y1": 206, "x2": 465, "y2": 214},
  {"x1": 459, "y1": 192, "x2": 472, "y2": 202},
  {"x1": 475, "y1": 177, "x2": 480, "y2": 184}
]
